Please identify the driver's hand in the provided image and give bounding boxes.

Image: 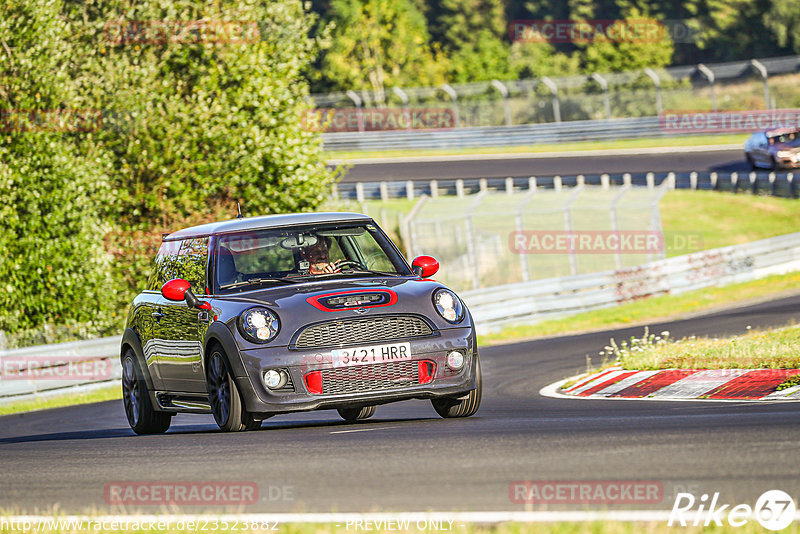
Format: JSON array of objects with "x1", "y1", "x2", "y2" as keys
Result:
[{"x1": 311, "y1": 261, "x2": 341, "y2": 274}]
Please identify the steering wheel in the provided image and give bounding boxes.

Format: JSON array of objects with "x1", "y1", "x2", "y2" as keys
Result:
[{"x1": 335, "y1": 260, "x2": 363, "y2": 271}]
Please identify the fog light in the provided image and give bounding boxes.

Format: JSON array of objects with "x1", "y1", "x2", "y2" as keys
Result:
[
  {"x1": 447, "y1": 350, "x2": 465, "y2": 370},
  {"x1": 263, "y1": 369, "x2": 284, "y2": 389}
]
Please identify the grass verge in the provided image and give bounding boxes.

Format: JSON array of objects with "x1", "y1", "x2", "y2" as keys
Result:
[
  {"x1": 324, "y1": 133, "x2": 747, "y2": 161},
  {"x1": 0, "y1": 384, "x2": 121, "y2": 417},
  {"x1": 605, "y1": 325, "x2": 800, "y2": 371},
  {"x1": 660, "y1": 191, "x2": 800, "y2": 255},
  {"x1": 478, "y1": 271, "x2": 800, "y2": 346}
]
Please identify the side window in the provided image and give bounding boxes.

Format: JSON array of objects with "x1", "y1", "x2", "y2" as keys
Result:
[
  {"x1": 177, "y1": 237, "x2": 210, "y2": 294},
  {"x1": 145, "y1": 241, "x2": 182, "y2": 291}
]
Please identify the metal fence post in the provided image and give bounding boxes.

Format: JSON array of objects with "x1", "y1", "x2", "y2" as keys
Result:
[
  {"x1": 492, "y1": 80, "x2": 512, "y2": 126},
  {"x1": 406, "y1": 180, "x2": 415, "y2": 201},
  {"x1": 392, "y1": 87, "x2": 411, "y2": 131},
  {"x1": 541, "y1": 77, "x2": 561, "y2": 122},
  {"x1": 697, "y1": 64, "x2": 717, "y2": 112},
  {"x1": 554, "y1": 175, "x2": 563, "y2": 192},
  {"x1": 750, "y1": 59, "x2": 770, "y2": 110},
  {"x1": 690, "y1": 172, "x2": 698, "y2": 190},
  {"x1": 644, "y1": 68, "x2": 662, "y2": 116},
  {"x1": 591, "y1": 73, "x2": 611, "y2": 119},
  {"x1": 430, "y1": 179, "x2": 438, "y2": 199},
  {"x1": 345, "y1": 90, "x2": 365, "y2": 132},
  {"x1": 441, "y1": 84, "x2": 461, "y2": 128},
  {"x1": 564, "y1": 186, "x2": 583, "y2": 276},
  {"x1": 731, "y1": 171, "x2": 739, "y2": 193},
  {"x1": 379, "y1": 181, "x2": 389, "y2": 201},
  {"x1": 505, "y1": 177, "x2": 514, "y2": 195},
  {"x1": 610, "y1": 184, "x2": 631, "y2": 269},
  {"x1": 646, "y1": 172, "x2": 655, "y2": 190},
  {"x1": 456, "y1": 179, "x2": 465, "y2": 198},
  {"x1": 601, "y1": 173, "x2": 610, "y2": 190},
  {"x1": 355, "y1": 182, "x2": 365, "y2": 203}
]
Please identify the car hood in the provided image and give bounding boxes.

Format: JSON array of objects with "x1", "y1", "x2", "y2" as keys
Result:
[
  {"x1": 213, "y1": 276, "x2": 465, "y2": 341},
  {"x1": 772, "y1": 143, "x2": 800, "y2": 154}
]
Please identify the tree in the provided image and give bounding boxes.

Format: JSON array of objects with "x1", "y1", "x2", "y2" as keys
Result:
[
  {"x1": 319, "y1": 0, "x2": 445, "y2": 99},
  {"x1": 582, "y1": 10, "x2": 675, "y2": 72},
  {"x1": 68, "y1": 0, "x2": 336, "y2": 228},
  {"x1": 763, "y1": 0, "x2": 800, "y2": 54},
  {"x1": 433, "y1": 0, "x2": 515, "y2": 82},
  {"x1": 0, "y1": 0, "x2": 113, "y2": 332}
]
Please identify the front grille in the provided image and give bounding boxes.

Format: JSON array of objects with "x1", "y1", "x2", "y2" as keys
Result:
[
  {"x1": 294, "y1": 315, "x2": 434, "y2": 349},
  {"x1": 321, "y1": 361, "x2": 419, "y2": 394}
]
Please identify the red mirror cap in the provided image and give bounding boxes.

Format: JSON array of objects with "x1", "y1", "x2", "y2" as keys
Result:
[
  {"x1": 161, "y1": 278, "x2": 191, "y2": 301},
  {"x1": 412, "y1": 255, "x2": 439, "y2": 278}
]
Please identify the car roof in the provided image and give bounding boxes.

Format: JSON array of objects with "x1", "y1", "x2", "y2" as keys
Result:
[
  {"x1": 163, "y1": 212, "x2": 373, "y2": 242},
  {"x1": 764, "y1": 127, "x2": 800, "y2": 137}
]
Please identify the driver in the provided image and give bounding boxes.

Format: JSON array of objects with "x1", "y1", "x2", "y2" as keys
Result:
[{"x1": 300, "y1": 237, "x2": 341, "y2": 274}]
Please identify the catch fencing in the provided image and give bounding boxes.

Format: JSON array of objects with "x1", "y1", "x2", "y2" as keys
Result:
[
  {"x1": 462, "y1": 232, "x2": 800, "y2": 333},
  {"x1": 315, "y1": 55, "x2": 800, "y2": 139}
]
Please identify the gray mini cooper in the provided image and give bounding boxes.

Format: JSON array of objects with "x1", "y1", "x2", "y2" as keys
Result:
[{"x1": 121, "y1": 212, "x2": 481, "y2": 433}]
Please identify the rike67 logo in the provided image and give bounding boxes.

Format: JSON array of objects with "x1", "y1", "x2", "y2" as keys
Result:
[{"x1": 669, "y1": 490, "x2": 797, "y2": 531}]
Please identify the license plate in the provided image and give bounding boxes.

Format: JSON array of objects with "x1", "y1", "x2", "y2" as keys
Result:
[{"x1": 331, "y1": 342, "x2": 412, "y2": 367}]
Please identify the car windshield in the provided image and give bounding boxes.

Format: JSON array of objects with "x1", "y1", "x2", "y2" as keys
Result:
[
  {"x1": 768, "y1": 132, "x2": 800, "y2": 147},
  {"x1": 215, "y1": 223, "x2": 411, "y2": 292}
]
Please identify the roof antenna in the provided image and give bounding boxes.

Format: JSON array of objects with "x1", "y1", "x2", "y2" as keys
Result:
[{"x1": 236, "y1": 202, "x2": 243, "y2": 219}]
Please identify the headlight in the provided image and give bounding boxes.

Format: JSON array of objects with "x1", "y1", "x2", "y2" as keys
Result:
[
  {"x1": 433, "y1": 289, "x2": 464, "y2": 324},
  {"x1": 777, "y1": 150, "x2": 791, "y2": 158},
  {"x1": 238, "y1": 307, "x2": 280, "y2": 343}
]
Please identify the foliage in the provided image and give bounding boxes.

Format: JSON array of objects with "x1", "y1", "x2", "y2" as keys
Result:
[
  {"x1": 431, "y1": 0, "x2": 514, "y2": 82},
  {"x1": 318, "y1": 0, "x2": 446, "y2": 100},
  {"x1": 0, "y1": 0, "x2": 115, "y2": 332}
]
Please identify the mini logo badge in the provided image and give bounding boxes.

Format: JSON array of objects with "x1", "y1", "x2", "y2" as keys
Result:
[{"x1": 353, "y1": 307, "x2": 369, "y2": 315}]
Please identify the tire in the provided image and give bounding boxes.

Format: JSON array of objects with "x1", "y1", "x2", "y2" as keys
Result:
[
  {"x1": 431, "y1": 356, "x2": 482, "y2": 418},
  {"x1": 122, "y1": 349, "x2": 171, "y2": 435},
  {"x1": 746, "y1": 154, "x2": 757, "y2": 170},
  {"x1": 206, "y1": 346, "x2": 261, "y2": 432},
  {"x1": 337, "y1": 405, "x2": 376, "y2": 422}
]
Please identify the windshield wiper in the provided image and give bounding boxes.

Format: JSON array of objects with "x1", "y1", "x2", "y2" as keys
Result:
[{"x1": 220, "y1": 277, "x2": 299, "y2": 290}]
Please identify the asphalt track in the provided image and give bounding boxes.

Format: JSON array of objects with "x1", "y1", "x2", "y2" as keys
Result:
[
  {"x1": 337, "y1": 148, "x2": 748, "y2": 182},
  {"x1": 2, "y1": 294, "x2": 800, "y2": 514}
]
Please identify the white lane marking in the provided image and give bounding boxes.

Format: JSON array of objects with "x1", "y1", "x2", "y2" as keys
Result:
[
  {"x1": 330, "y1": 426, "x2": 398, "y2": 434},
  {"x1": 648, "y1": 369, "x2": 750, "y2": 398},
  {"x1": 327, "y1": 143, "x2": 742, "y2": 165},
  {"x1": 593, "y1": 370, "x2": 660, "y2": 396}
]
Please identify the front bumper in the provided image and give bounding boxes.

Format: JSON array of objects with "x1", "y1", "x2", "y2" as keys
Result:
[{"x1": 234, "y1": 326, "x2": 477, "y2": 414}]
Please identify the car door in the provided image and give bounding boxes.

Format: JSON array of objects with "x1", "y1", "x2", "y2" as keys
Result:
[{"x1": 157, "y1": 237, "x2": 210, "y2": 394}]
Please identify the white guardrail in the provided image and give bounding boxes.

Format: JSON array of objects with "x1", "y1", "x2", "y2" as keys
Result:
[{"x1": 2, "y1": 232, "x2": 800, "y2": 403}]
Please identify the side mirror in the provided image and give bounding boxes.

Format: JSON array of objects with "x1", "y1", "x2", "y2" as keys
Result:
[
  {"x1": 161, "y1": 278, "x2": 207, "y2": 309},
  {"x1": 412, "y1": 255, "x2": 439, "y2": 278}
]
